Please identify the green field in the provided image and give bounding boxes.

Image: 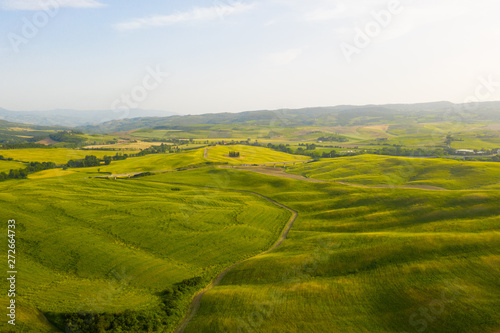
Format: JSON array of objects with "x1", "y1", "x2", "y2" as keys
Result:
[
  {"x1": 144, "y1": 167, "x2": 500, "y2": 333},
  {"x1": 83, "y1": 149, "x2": 207, "y2": 175},
  {"x1": 0, "y1": 149, "x2": 136, "y2": 164},
  {"x1": 0, "y1": 160, "x2": 27, "y2": 172},
  {"x1": 0, "y1": 171, "x2": 290, "y2": 332},
  {"x1": 287, "y1": 155, "x2": 500, "y2": 190},
  {"x1": 73, "y1": 146, "x2": 309, "y2": 176},
  {"x1": 1, "y1": 142, "x2": 500, "y2": 332},
  {"x1": 204, "y1": 145, "x2": 310, "y2": 164}
]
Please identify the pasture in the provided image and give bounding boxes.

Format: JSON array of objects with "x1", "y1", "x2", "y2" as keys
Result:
[
  {"x1": 1, "y1": 145, "x2": 499, "y2": 332},
  {"x1": 0, "y1": 159, "x2": 27, "y2": 172},
  {"x1": 287, "y1": 155, "x2": 500, "y2": 190},
  {"x1": 0, "y1": 148, "x2": 132, "y2": 164},
  {"x1": 144, "y1": 167, "x2": 500, "y2": 333},
  {"x1": 0, "y1": 172, "x2": 290, "y2": 332},
  {"x1": 204, "y1": 145, "x2": 310, "y2": 165}
]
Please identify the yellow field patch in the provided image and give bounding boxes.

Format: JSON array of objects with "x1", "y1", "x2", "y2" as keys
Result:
[{"x1": 29, "y1": 169, "x2": 75, "y2": 179}]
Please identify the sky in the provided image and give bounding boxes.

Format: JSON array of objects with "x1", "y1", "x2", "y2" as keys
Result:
[{"x1": 1, "y1": 0, "x2": 500, "y2": 115}]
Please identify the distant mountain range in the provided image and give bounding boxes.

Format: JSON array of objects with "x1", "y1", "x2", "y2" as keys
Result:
[
  {"x1": 78, "y1": 101, "x2": 500, "y2": 134},
  {"x1": 1, "y1": 101, "x2": 500, "y2": 134},
  {"x1": 0, "y1": 108, "x2": 176, "y2": 127}
]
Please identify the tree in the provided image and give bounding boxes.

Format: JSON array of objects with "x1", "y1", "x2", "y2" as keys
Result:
[{"x1": 445, "y1": 134, "x2": 453, "y2": 147}]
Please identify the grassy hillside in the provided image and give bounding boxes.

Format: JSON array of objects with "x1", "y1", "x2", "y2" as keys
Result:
[
  {"x1": 205, "y1": 145, "x2": 310, "y2": 164},
  {"x1": 83, "y1": 149, "x2": 207, "y2": 175},
  {"x1": 143, "y1": 168, "x2": 500, "y2": 333},
  {"x1": 0, "y1": 173, "x2": 290, "y2": 332},
  {"x1": 0, "y1": 148, "x2": 134, "y2": 164},
  {"x1": 287, "y1": 155, "x2": 500, "y2": 190},
  {"x1": 0, "y1": 159, "x2": 27, "y2": 172},
  {"x1": 76, "y1": 146, "x2": 309, "y2": 176},
  {"x1": 0, "y1": 119, "x2": 66, "y2": 144},
  {"x1": 2, "y1": 144, "x2": 500, "y2": 332}
]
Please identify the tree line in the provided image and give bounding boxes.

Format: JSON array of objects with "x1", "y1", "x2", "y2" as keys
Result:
[
  {"x1": 317, "y1": 135, "x2": 349, "y2": 142},
  {"x1": 0, "y1": 142, "x2": 49, "y2": 149},
  {"x1": 0, "y1": 161, "x2": 57, "y2": 182}
]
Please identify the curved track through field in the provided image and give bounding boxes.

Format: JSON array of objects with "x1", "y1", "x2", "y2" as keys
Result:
[{"x1": 168, "y1": 183, "x2": 298, "y2": 333}]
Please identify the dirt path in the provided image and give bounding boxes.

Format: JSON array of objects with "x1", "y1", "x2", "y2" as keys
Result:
[
  {"x1": 203, "y1": 147, "x2": 208, "y2": 159},
  {"x1": 169, "y1": 183, "x2": 298, "y2": 333},
  {"x1": 222, "y1": 166, "x2": 448, "y2": 190},
  {"x1": 222, "y1": 165, "x2": 326, "y2": 183},
  {"x1": 95, "y1": 166, "x2": 448, "y2": 191}
]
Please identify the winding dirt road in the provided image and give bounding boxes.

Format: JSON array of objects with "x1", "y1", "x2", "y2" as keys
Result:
[
  {"x1": 224, "y1": 166, "x2": 448, "y2": 191},
  {"x1": 169, "y1": 183, "x2": 298, "y2": 333}
]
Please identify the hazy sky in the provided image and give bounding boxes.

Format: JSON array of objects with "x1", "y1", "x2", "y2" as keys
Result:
[{"x1": 1, "y1": 0, "x2": 500, "y2": 114}]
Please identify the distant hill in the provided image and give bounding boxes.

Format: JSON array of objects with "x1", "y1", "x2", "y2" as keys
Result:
[
  {"x1": 78, "y1": 101, "x2": 500, "y2": 134},
  {"x1": 0, "y1": 108, "x2": 176, "y2": 127},
  {"x1": 0, "y1": 119, "x2": 69, "y2": 144}
]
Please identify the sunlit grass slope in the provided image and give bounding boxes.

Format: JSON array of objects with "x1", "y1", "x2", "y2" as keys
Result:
[
  {"x1": 76, "y1": 146, "x2": 308, "y2": 175},
  {"x1": 84, "y1": 148, "x2": 207, "y2": 174},
  {"x1": 144, "y1": 168, "x2": 500, "y2": 333},
  {"x1": 287, "y1": 155, "x2": 500, "y2": 190},
  {"x1": 0, "y1": 148, "x2": 132, "y2": 164},
  {"x1": 205, "y1": 145, "x2": 310, "y2": 164},
  {"x1": 0, "y1": 173, "x2": 290, "y2": 332},
  {"x1": 0, "y1": 159, "x2": 26, "y2": 172}
]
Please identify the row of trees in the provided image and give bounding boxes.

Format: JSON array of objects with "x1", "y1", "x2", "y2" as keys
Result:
[
  {"x1": 366, "y1": 146, "x2": 447, "y2": 157},
  {"x1": 25, "y1": 161, "x2": 57, "y2": 173},
  {"x1": 0, "y1": 161, "x2": 57, "y2": 182},
  {"x1": 136, "y1": 143, "x2": 175, "y2": 156},
  {"x1": 318, "y1": 135, "x2": 349, "y2": 142},
  {"x1": 49, "y1": 131, "x2": 86, "y2": 147},
  {"x1": 66, "y1": 155, "x2": 101, "y2": 168},
  {"x1": 0, "y1": 142, "x2": 49, "y2": 149},
  {"x1": 298, "y1": 143, "x2": 317, "y2": 150},
  {"x1": 0, "y1": 169, "x2": 28, "y2": 181}
]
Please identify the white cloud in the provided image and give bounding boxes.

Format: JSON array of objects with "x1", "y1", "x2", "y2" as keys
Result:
[
  {"x1": 1, "y1": 0, "x2": 106, "y2": 10},
  {"x1": 114, "y1": 2, "x2": 254, "y2": 31},
  {"x1": 268, "y1": 48, "x2": 302, "y2": 65}
]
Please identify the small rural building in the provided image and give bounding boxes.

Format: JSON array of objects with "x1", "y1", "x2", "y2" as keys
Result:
[{"x1": 455, "y1": 149, "x2": 475, "y2": 154}]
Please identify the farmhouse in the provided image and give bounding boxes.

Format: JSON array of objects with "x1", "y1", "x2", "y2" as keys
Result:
[{"x1": 455, "y1": 149, "x2": 475, "y2": 155}]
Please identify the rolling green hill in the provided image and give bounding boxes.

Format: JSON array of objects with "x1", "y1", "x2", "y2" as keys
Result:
[
  {"x1": 72, "y1": 146, "x2": 309, "y2": 176},
  {"x1": 0, "y1": 159, "x2": 27, "y2": 172},
  {"x1": 1, "y1": 137, "x2": 499, "y2": 332},
  {"x1": 144, "y1": 167, "x2": 500, "y2": 333},
  {"x1": 0, "y1": 172, "x2": 290, "y2": 332},
  {"x1": 286, "y1": 155, "x2": 500, "y2": 190},
  {"x1": 0, "y1": 148, "x2": 135, "y2": 164},
  {"x1": 0, "y1": 119, "x2": 68, "y2": 144}
]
